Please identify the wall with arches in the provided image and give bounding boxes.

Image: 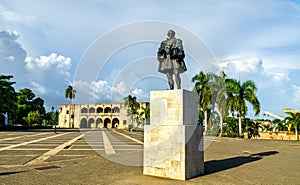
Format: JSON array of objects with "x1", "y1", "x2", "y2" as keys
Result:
[{"x1": 58, "y1": 102, "x2": 147, "y2": 129}]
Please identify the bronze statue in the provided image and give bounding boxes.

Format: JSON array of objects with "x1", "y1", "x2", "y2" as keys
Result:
[{"x1": 157, "y1": 30, "x2": 187, "y2": 90}]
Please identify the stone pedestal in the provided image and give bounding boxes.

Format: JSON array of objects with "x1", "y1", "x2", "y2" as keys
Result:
[{"x1": 143, "y1": 89, "x2": 204, "y2": 181}]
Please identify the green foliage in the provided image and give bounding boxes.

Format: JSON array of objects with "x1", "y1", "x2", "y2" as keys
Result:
[
  {"x1": 192, "y1": 71, "x2": 261, "y2": 137},
  {"x1": 272, "y1": 118, "x2": 288, "y2": 131},
  {"x1": 139, "y1": 103, "x2": 150, "y2": 125},
  {"x1": 12, "y1": 88, "x2": 46, "y2": 125},
  {"x1": 45, "y1": 110, "x2": 58, "y2": 125},
  {"x1": 0, "y1": 74, "x2": 47, "y2": 126},
  {"x1": 225, "y1": 79, "x2": 260, "y2": 117},
  {"x1": 284, "y1": 112, "x2": 300, "y2": 141},
  {"x1": 206, "y1": 124, "x2": 220, "y2": 136},
  {"x1": 23, "y1": 110, "x2": 43, "y2": 126},
  {"x1": 246, "y1": 120, "x2": 260, "y2": 139},
  {"x1": 0, "y1": 75, "x2": 17, "y2": 120},
  {"x1": 124, "y1": 94, "x2": 139, "y2": 125},
  {"x1": 222, "y1": 117, "x2": 239, "y2": 137},
  {"x1": 192, "y1": 71, "x2": 212, "y2": 125},
  {"x1": 65, "y1": 85, "x2": 76, "y2": 103}
]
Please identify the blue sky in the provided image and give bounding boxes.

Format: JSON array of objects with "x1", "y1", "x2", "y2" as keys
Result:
[{"x1": 1, "y1": 0, "x2": 300, "y2": 119}]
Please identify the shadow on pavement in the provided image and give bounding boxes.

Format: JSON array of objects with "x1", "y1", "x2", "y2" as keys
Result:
[
  {"x1": 204, "y1": 151, "x2": 279, "y2": 175},
  {"x1": 0, "y1": 170, "x2": 27, "y2": 176}
]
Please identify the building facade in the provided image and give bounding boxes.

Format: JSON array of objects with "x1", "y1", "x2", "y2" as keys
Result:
[{"x1": 58, "y1": 102, "x2": 148, "y2": 129}]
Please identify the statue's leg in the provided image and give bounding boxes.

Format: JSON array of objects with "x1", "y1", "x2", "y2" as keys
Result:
[
  {"x1": 166, "y1": 73, "x2": 174, "y2": 90},
  {"x1": 174, "y1": 70, "x2": 181, "y2": 89}
]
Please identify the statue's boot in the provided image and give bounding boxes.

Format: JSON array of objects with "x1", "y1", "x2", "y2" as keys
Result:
[{"x1": 169, "y1": 82, "x2": 174, "y2": 90}]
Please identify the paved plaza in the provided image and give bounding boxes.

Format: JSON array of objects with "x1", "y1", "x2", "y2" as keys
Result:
[{"x1": 0, "y1": 129, "x2": 299, "y2": 185}]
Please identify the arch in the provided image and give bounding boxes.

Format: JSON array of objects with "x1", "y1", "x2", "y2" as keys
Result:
[
  {"x1": 88, "y1": 118, "x2": 95, "y2": 128},
  {"x1": 80, "y1": 118, "x2": 87, "y2": 128},
  {"x1": 112, "y1": 107, "x2": 120, "y2": 113},
  {"x1": 96, "y1": 118, "x2": 103, "y2": 128},
  {"x1": 89, "y1": 107, "x2": 95, "y2": 113},
  {"x1": 104, "y1": 107, "x2": 111, "y2": 113},
  {"x1": 96, "y1": 107, "x2": 103, "y2": 113},
  {"x1": 81, "y1": 107, "x2": 88, "y2": 113},
  {"x1": 112, "y1": 118, "x2": 119, "y2": 128},
  {"x1": 104, "y1": 118, "x2": 111, "y2": 128}
]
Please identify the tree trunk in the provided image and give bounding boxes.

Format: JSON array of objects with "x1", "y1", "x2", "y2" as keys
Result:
[
  {"x1": 238, "y1": 116, "x2": 242, "y2": 136},
  {"x1": 219, "y1": 114, "x2": 223, "y2": 137},
  {"x1": 296, "y1": 128, "x2": 299, "y2": 141},
  {"x1": 204, "y1": 110, "x2": 208, "y2": 135}
]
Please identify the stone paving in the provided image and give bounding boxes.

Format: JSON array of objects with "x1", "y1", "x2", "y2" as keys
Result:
[{"x1": 0, "y1": 129, "x2": 299, "y2": 184}]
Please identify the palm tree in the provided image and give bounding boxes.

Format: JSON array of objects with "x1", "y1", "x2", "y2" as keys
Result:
[
  {"x1": 225, "y1": 79, "x2": 260, "y2": 136},
  {"x1": 65, "y1": 85, "x2": 76, "y2": 104},
  {"x1": 65, "y1": 85, "x2": 76, "y2": 128},
  {"x1": 273, "y1": 118, "x2": 287, "y2": 131},
  {"x1": 209, "y1": 71, "x2": 227, "y2": 136},
  {"x1": 192, "y1": 71, "x2": 212, "y2": 134},
  {"x1": 139, "y1": 104, "x2": 150, "y2": 125},
  {"x1": 284, "y1": 113, "x2": 300, "y2": 141},
  {"x1": 124, "y1": 95, "x2": 139, "y2": 127}
]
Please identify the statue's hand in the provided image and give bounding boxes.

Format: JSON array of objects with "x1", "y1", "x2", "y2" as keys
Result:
[
  {"x1": 157, "y1": 48, "x2": 166, "y2": 57},
  {"x1": 171, "y1": 48, "x2": 185, "y2": 60}
]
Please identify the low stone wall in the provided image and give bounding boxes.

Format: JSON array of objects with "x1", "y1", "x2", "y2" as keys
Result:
[{"x1": 255, "y1": 131, "x2": 296, "y2": 141}]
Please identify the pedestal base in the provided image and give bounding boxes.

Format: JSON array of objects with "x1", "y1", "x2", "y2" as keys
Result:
[{"x1": 143, "y1": 89, "x2": 204, "y2": 180}]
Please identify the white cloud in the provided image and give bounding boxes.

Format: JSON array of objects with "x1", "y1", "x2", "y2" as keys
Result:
[
  {"x1": 0, "y1": 29, "x2": 73, "y2": 110},
  {"x1": 1, "y1": 0, "x2": 300, "y2": 115},
  {"x1": 72, "y1": 80, "x2": 111, "y2": 104},
  {"x1": 131, "y1": 88, "x2": 149, "y2": 102},
  {"x1": 217, "y1": 57, "x2": 263, "y2": 77},
  {"x1": 25, "y1": 53, "x2": 71, "y2": 77},
  {"x1": 265, "y1": 72, "x2": 290, "y2": 82},
  {"x1": 111, "y1": 82, "x2": 129, "y2": 102},
  {"x1": 217, "y1": 56, "x2": 293, "y2": 82},
  {"x1": 0, "y1": 30, "x2": 26, "y2": 63}
]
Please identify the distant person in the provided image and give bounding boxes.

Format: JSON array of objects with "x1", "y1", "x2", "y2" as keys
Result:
[{"x1": 157, "y1": 30, "x2": 187, "y2": 90}]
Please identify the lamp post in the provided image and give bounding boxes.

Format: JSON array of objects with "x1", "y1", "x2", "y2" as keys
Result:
[{"x1": 51, "y1": 107, "x2": 57, "y2": 134}]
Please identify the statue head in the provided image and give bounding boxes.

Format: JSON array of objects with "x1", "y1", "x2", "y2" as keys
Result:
[{"x1": 167, "y1": 30, "x2": 175, "y2": 39}]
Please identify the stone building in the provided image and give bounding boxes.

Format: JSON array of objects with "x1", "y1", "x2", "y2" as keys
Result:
[{"x1": 58, "y1": 102, "x2": 148, "y2": 129}]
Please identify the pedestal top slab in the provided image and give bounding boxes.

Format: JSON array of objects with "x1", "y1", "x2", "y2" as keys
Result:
[{"x1": 150, "y1": 89, "x2": 199, "y2": 126}]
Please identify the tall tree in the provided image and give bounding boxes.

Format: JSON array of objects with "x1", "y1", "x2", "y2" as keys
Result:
[
  {"x1": 225, "y1": 79, "x2": 260, "y2": 136},
  {"x1": 284, "y1": 113, "x2": 300, "y2": 141},
  {"x1": 192, "y1": 71, "x2": 212, "y2": 133},
  {"x1": 31, "y1": 97, "x2": 46, "y2": 119},
  {"x1": 0, "y1": 74, "x2": 17, "y2": 123},
  {"x1": 65, "y1": 85, "x2": 76, "y2": 104},
  {"x1": 13, "y1": 88, "x2": 36, "y2": 125},
  {"x1": 139, "y1": 103, "x2": 150, "y2": 125},
  {"x1": 124, "y1": 95, "x2": 139, "y2": 126},
  {"x1": 209, "y1": 71, "x2": 227, "y2": 136},
  {"x1": 65, "y1": 85, "x2": 76, "y2": 128}
]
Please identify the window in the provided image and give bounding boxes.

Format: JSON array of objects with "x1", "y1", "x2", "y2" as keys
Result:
[
  {"x1": 81, "y1": 108, "x2": 88, "y2": 113},
  {"x1": 89, "y1": 107, "x2": 95, "y2": 113}
]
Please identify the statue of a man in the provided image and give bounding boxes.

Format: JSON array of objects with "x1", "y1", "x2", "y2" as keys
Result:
[{"x1": 157, "y1": 30, "x2": 187, "y2": 90}]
